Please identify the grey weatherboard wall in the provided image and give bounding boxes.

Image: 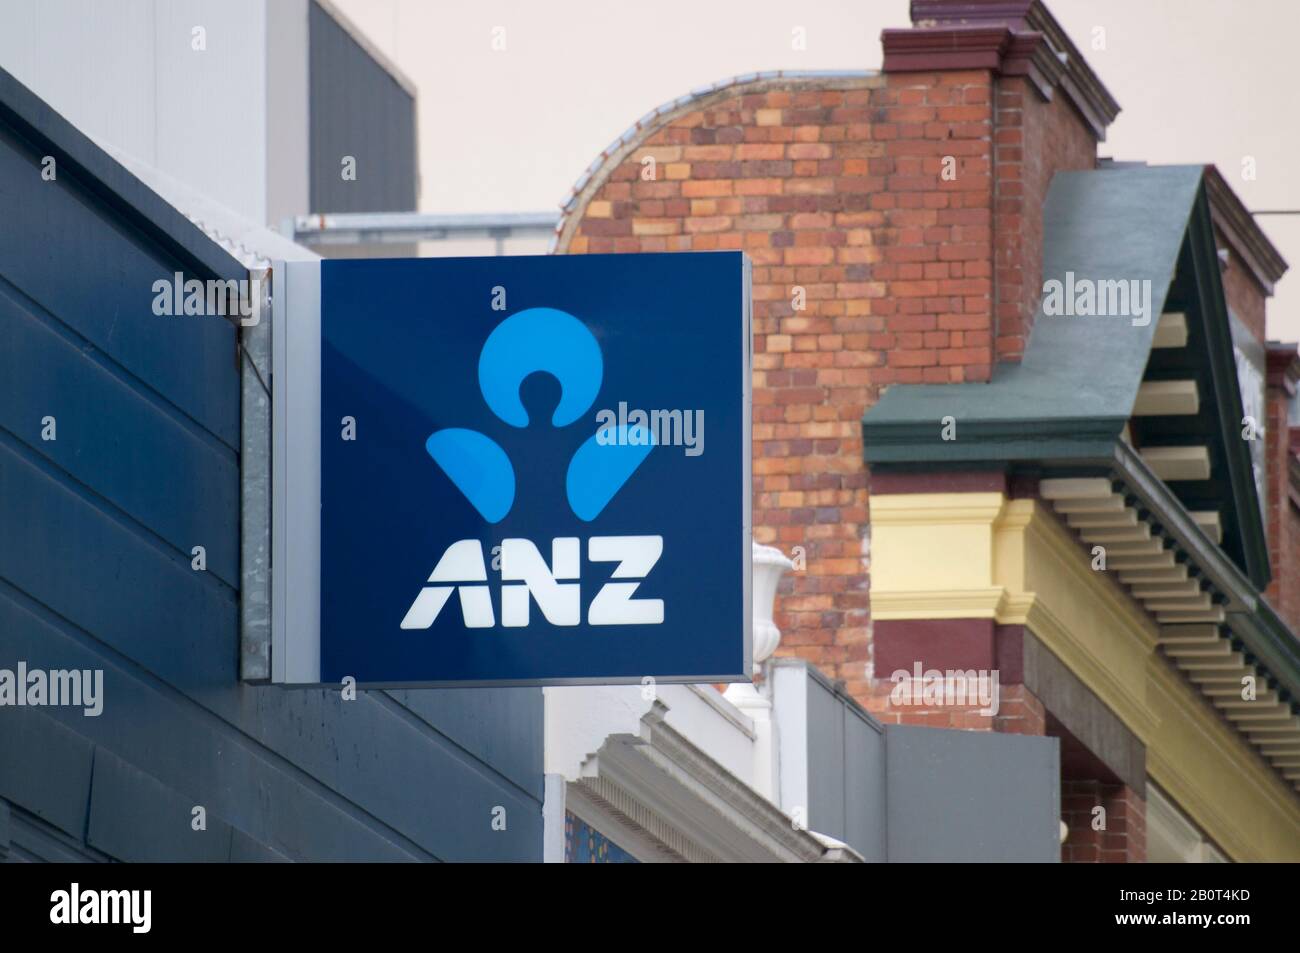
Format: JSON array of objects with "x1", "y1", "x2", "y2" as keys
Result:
[
  {"x1": 309, "y1": 0, "x2": 418, "y2": 214},
  {"x1": 0, "y1": 64, "x2": 541, "y2": 862}
]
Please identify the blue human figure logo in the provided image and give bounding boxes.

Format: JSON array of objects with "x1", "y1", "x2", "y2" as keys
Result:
[{"x1": 424, "y1": 308, "x2": 655, "y2": 523}]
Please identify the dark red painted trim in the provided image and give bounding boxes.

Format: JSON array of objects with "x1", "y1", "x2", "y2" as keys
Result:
[
  {"x1": 883, "y1": 0, "x2": 1119, "y2": 138},
  {"x1": 873, "y1": 618, "x2": 1024, "y2": 682},
  {"x1": 881, "y1": 26, "x2": 1012, "y2": 73},
  {"x1": 870, "y1": 470, "x2": 1008, "y2": 495}
]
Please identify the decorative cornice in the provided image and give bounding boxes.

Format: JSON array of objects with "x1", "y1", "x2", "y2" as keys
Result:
[
  {"x1": 1204, "y1": 166, "x2": 1289, "y2": 295},
  {"x1": 1145, "y1": 663, "x2": 1300, "y2": 862},
  {"x1": 880, "y1": 25, "x2": 1015, "y2": 73},
  {"x1": 884, "y1": 0, "x2": 1120, "y2": 139},
  {"x1": 870, "y1": 586, "x2": 1009, "y2": 620},
  {"x1": 867, "y1": 486, "x2": 1300, "y2": 850},
  {"x1": 575, "y1": 705, "x2": 861, "y2": 863},
  {"x1": 870, "y1": 491, "x2": 1008, "y2": 525}
]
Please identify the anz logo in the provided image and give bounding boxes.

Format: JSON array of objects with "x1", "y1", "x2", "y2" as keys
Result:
[{"x1": 402, "y1": 308, "x2": 663, "y2": 630}]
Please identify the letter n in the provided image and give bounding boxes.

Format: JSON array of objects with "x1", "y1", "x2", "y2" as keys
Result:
[{"x1": 501, "y1": 538, "x2": 580, "y2": 627}]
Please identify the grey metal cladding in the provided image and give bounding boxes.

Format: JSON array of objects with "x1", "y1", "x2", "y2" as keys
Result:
[
  {"x1": 794, "y1": 660, "x2": 1059, "y2": 861},
  {"x1": 885, "y1": 724, "x2": 1061, "y2": 862},
  {"x1": 309, "y1": 1, "x2": 418, "y2": 213},
  {"x1": 0, "y1": 64, "x2": 541, "y2": 862},
  {"x1": 803, "y1": 667, "x2": 887, "y2": 861}
]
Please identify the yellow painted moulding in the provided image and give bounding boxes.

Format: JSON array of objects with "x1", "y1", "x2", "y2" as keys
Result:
[{"x1": 868, "y1": 491, "x2": 1300, "y2": 860}]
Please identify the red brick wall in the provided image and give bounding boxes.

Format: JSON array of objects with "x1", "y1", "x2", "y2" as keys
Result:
[
  {"x1": 1286, "y1": 436, "x2": 1300, "y2": 633},
  {"x1": 1220, "y1": 243, "x2": 1268, "y2": 344},
  {"x1": 559, "y1": 73, "x2": 1002, "y2": 696},
  {"x1": 1265, "y1": 372, "x2": 1300, "y2": 633},
  {"x1": 558, "y1": 69, "x2": 1099, "y2": 702},
  {"x1": 1061, "y1": 781, "x2": 1146, "y2": 863},
  {"x1": 857, "y1": 679, "x2": 1045, "y2": 733},
  {"x1": 995, "y1": 77, "x2": 1098, "y2": 362}
]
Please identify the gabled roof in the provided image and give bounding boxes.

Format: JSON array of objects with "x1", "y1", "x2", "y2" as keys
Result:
[
  {"x1": 863, "y1": 163, "x2": 1300, "y2": 764},
  {"x1": 862, "y1": 164, "x2": 1268, "y2": 588}
]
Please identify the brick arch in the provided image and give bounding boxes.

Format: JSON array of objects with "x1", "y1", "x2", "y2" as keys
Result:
[
  {"x1": 554, "y1": 71, "x2": 877, "y2": 253},
  {"x1": 556, "y1": 68, "x2": 1000, "y2": 697}
]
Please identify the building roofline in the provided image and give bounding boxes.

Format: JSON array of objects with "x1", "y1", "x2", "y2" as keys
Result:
[
  {"x1": 312, "y1": 0, "x2": 419, "y2": 100},
  {"x1": 1204, "y1": 165, "x2": 1290, "y2": 295},
  {"x1": 552, "y1": 70, "x2": 879, "y2": 252},
  {"x1": 886, "y1": 0, "x2": 1121, "y2": 140},
  {"x1": 1266, "y1": 341, "x2": 1300, "y2": 396}
]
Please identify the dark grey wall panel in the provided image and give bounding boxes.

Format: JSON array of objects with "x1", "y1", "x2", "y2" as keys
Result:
[
  {"x1": 0, "y1": 700, "x2": 94, "y2": 839},
  {"x1": 842, "y1": 702, "x2": 886, "y2": 860},
  {"x1": 0, "y1": 123, "x2": 239, "y2": 449},
  {"x1": 387, "y1": 687, "x2": 544, "y2": 799},
  {"x1": 0, "y1": 64, "x2": 542, "y2": 863},
  {"x1": 806, "y1": 671, "x2": 847, "y2": 838},
  {"x1": 886, "y1": 725, "x2": 1060, "y2": 862},
  {"x1": 3, "y1": 801, "x2": 110, "y2": 863},
  {"x1": 0, "y1": 279, "x2": 239, "y2": 585},
  {"x1": 309, "y1": 1, "x2": 417, "y2": 213},
  {"x1": 87, "y1": 751, "x2": 235, "y2": 863},
  {"x1": 785, "y1": 659, "x2": 1055, "y2": 862}
]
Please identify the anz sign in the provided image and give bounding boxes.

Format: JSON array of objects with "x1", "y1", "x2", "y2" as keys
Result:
[
  {"x1": 271, "y1": 253, "x2": 751, "y2": 687},
  {"x1": 404, "y1": 306, "x2": 665, "y2": 632}
]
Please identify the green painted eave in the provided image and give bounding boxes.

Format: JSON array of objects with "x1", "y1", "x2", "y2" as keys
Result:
[
  {"x1": 863, "y1": 163, "x2": 1271, "y2": 589},
  {"x1": 863, "y1": 164, "x2": 1202, "y2": 459}
]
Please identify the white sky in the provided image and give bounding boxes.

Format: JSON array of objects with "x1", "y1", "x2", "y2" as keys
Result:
[{"x1": 333, "y1": 0, "x2": 1300, "y2": 341}]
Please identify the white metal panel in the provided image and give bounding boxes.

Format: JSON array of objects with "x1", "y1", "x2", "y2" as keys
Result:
[
  {"x1": 272, "y1": 259, "x2": 321, "y2": 683},
  {"x1": 0, "y1": 0, "x2": 157, "y2": 164},
  {"x1": 153, "y1": 0, "x2": 268, "y2": 222},
  {"x1": 265, "y1": 0, "x2": 310, "y2": 226}
]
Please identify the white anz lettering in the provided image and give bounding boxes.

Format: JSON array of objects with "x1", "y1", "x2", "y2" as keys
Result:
[{"x1": 400, "y1": 536, "x2": 664, "y2": 629}]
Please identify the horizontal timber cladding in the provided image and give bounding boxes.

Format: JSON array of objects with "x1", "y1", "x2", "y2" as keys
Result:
[{"x1": 0, "y1": 64, "x2": 541, "y2": 862}]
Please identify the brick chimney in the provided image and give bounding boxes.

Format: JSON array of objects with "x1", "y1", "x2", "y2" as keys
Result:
[
  {"x1": 883, "y1": 0, "x2": 1118, "y2": 361},
  {"x1": 1265, "y1": 342, "x2": 1300, "y2": 632}
]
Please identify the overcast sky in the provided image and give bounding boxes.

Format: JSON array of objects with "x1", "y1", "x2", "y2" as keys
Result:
[{"x1": 334, "y1": 0, "x2": 1300, "y2": 341}]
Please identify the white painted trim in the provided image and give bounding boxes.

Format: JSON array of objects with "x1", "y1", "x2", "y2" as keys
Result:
[
  {"x1": 771, "y1": 662, "x2": 810, "y2": 818},
  {"x1": 542, "y1": 773, "x2": 567, "y2": 863},
  {"x1": 686, "y1": 684, "x2": 755, "y2": 740}
]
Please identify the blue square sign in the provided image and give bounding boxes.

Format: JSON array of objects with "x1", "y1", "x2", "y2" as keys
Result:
[{"x1": 272, "y1": 252, "x2": 751, "y2": 686}]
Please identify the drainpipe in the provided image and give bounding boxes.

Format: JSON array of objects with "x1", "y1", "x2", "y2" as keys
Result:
[{"x1": 724, "y1": 542, "x2": 794, "y2": 801}]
